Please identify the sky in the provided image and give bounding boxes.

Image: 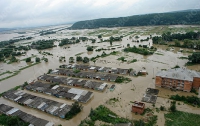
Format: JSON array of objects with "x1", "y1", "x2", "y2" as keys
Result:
[{"x1": 0, "y1": 0, "x2": 200, "y2": 28}]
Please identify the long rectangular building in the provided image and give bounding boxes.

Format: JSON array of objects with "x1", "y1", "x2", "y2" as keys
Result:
[{"x1": 155, "y1": 68, "x2": 200, "y2": 92}]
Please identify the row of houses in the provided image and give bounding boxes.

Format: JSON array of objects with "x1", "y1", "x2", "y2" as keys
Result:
[
  {"x1": 0, "y1": 104, "x2": 54, "y2": 126},
  {"x1": 2, "y1": 90, "x2": 72, "y2": 119},
  {"x1": 141, "y1": 88, "x2": 159, "y2": 104},
  {"x1": 50, "y1": 69, "x2": 119, "y2": 82},
  {"x1": 26, "y1": 81, "x2": 94, "y2": 103},
  {"x1": 59, "y1": 64, "x2": 130, "y2": 75},
  {"x1": 37, "y1": 74, "x2": 108, "y2": 92}
]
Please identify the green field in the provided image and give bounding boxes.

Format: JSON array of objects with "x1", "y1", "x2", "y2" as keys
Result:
[{"x1": 165, "y1": 111, "x2": 200, "y2": 126}]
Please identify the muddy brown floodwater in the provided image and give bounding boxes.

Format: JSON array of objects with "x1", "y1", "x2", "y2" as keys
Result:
[{"x1": 1, "y1": 25, "x2": 200, "y2": 126}]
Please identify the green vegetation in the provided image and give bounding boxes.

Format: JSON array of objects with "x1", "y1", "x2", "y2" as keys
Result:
[
  {"x1": 165, "y1": 111, "x2": 200, "y2": 126},
  {"x1": 124, "y1": 46, "x2": 155, "y2": 55},
  {"x1": 0, "y1": 71, "x2": 12, "y2": 76},
  {"x1": 69, "y1": 57, "x2": 74, "y2": 63},
  {"x1": 31, "y1": 40, "x2": 55, "y2": 50},
  {"x1": 35, "y1": 57, "x2": 40, "y2": 62},
  {"x1": 0, "y1": 114, "x2": 29, "y2": 126},
  {"x1": 59, "y1": 38, "x2": 81, "y2": 46},
  {"x1": 179, "y1": 57, "x2": 188, "y2": 59},
  {"x1": 7, "y1": 56, "x2": 18, "y2": 64},
  {"x1": 0, "y1": 37, "x2": 32, "y2": 48},
  {"x1": 65, "y1": 101, "x2": 83, "y2": 120},
  {"x1": 172, "y1": 65, "x2": 180, "y2": 69},
  {"x1": 130, "y1": 59, "x2": 137, "y2": 63},
  {"x1": 76, "y1": 56, "x2": 83, "y2": 62},
  {"x1": 83, "y1": 57, "x2": 90, "y2": 63},
  {"x1": 25, "y1": 57, "x2": 31, "y2": 62},
  {"x1": 73, "y1": 69, "x2": 80, "y2": 73},
  {"x1": 19, "y1": 62, "x2": 40, "y2": 70},
  {"x1": 170, "y1": 101, "x2": 177, "y2": 112},
  {"x1": 90, "y1": 51, "x2": 119, "y2": 61},
  {"x1": 70, "y1": 10, "x2": 200, "y2": 29},
  {"x1": 154, "y1": 52, "x2": 163, "y2": 55},
  {"x1": 89, "y1": 105, "x2": 130, "y2": 124},
  {"x1": 87, "y1": 46, "x2": 94, "y2": 51},
  {"x1": 0, "y1": 70, "x2": 20, "y2": 82},
  {"x1": 75, "y1": 52, "x2": 84, "y2": 56},
  {"x1": 188, "y1": 52, "x2": 200, "y2": 64},
  {"x1": 190, "y1": 88, "x2": 198, "y2": 95},
  {"x1": 115, "y1": 76, "x2": 131, "y2": 83},
  {"x1": 117, "y1": 57, "x2": 126, "y2": 62},
  {"x1": 170, "y1": 94, "x2": 200, "y2": 107}
]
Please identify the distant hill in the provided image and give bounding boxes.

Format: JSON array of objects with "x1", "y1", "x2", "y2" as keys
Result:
[{"x1": 69, "y1": 9, "x2": 200, "y2": 29}]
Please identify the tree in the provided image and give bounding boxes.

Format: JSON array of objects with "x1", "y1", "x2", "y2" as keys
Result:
[
  {"x1": 87, "y1": 46, "x2": 93, "y2": 51},
  {"x1": 110, "y1": 40, "x2": 112, "y2": 46},
  {"x1": 35, "y1": 57, "x2": 40, "y2": 62},
  {"x1": 26, "y1": 57, "x2": 31, "y2": 62},
  {"x1": 127, "y1": 43, "x2": 130, "y2": 47},
  {"x1": 170, "y1": 101, "x2": 176, "y2": 112},
  {"x1": 188, "y1": 52, "x2": 200, "y2": 63},
  {"x1": 76, "y1": 56, "x2": 83, "y2": 62},
  {"x1": 83, "y1": 57, "x2": 89, "y2": 63},
  {"x1": 69, "y1": 57, "x2": 74, "y2": 63},
  {"x1": 174, "y1": 39, "x2": 181, "y2": 47},
  {"x1": 98, "y1": 35, "x2": 102, "y2": 38},
  {"x1": 93, "y1": 60, "x2": 96, "y2": 65}
]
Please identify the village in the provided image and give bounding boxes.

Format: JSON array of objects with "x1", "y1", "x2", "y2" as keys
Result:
[{"x1": 0, "y1": 24, "x2": 200, "y2": 126}]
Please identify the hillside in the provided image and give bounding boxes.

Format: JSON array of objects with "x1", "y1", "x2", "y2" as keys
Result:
[{"x1": 69, "y1": 9, "x2": 200, "y2": 29}]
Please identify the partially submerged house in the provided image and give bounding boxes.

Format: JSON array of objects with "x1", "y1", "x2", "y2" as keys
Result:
[
  {"x1": 142, "y1": 88, "x2": 159, "y2": 104},
  {"x1": 132, "y1": 101, "x2": 145, "y2": 114}
]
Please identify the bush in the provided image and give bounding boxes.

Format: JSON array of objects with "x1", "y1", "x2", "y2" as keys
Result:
[
  {"x1": 26, "y1": 57, "x2": 31, "y2": 62},
  {"x1": 35, "y1": 57, "x2": 40, "y2": 62},
  {"x1": 87, "y1": 46, "x2": 93, "y2": 51},
  {"x1": 76, "y1": 56, "x2": 83, "y2": 62},
  {"x1": 83, "y1": 57, "x2": 89, "y2": 63},
  {"x1": 170, "y1": 101, "x2": 176, "y2": 112}
]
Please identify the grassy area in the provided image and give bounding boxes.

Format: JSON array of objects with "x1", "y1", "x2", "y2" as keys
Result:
[
  {"x1": 0, "y1": 70, "x2": 20, "y2": 82},
  {"x1": 170, "y1": 94, "x2": 200, "y2": 107},
  {"x1": 165, "y1": 111, "x2": 200, "y2": 126},
  {"x1": 130, "y1": 59, "x2": 137, "y2": 63},
  {"x1": 75, "y1": 52, "x2": 84, "y2": 56},
  {"x1": 178, "y1": 56, "x2": 188, "y2": 59},
  {"x1": 115, "y1": 76, "x2": 132, "y2": 83},
  {"x1": 19, "y1": 62, "x2": 40, "y2": 70},
  {"x1": 154, "y1": 52, "x2": 164, "y2": 55},
  {"x1": 89, "y1": 105, "x2": 130, "y2": 124},
  {"x1": 0, "y1": 71, "x2": 12, "y2": 76}
]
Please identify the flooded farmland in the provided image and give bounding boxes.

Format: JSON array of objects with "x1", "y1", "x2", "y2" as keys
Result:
[{"x1": 1, "y1": 25, "x2": 200, "y2": 126}]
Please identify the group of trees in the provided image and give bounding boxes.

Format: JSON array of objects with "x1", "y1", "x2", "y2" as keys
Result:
[
  {"x1": 65, "y1": 101, "x2": 83, "y2": 120},
  {"x1": 124, "y1": 46, "x2": 154, "y2": 55},
  {"x1": 70, "y1": 10, "x2": 200, "y2": 29},
  {"x1": 76, "y1": 56, "x2": 90, "y2": 63},
  {"x1": 59, "y1": 38, "x2": 80, "y2": 46},
  {"x1": 188, "y1": 52, "x2": 200, "y2": 64},
  {"x1": 39, "y1": 31, "x2": 56, "y2": 36},
  {"x1": 0, "y1": 114, "x2": 29, "y2": 126},
  {"x1": 31, "y1": 40, "x2": 55, "y2": 50},
  {"x1": 0, "y1": 37, "x2": 32, "y2": 48}
]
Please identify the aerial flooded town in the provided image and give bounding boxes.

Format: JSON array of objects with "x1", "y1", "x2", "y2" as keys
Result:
[{"x1": 1, "y1": 1, "x2": 200, "y2": 126}]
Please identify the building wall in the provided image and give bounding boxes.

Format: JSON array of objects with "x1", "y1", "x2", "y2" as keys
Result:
[
  {"x1": 155, "y1": 76, "x2": 162, "y2": 87},
  {"x1": 183, "y1": 81, "x2": 192, "y2": 92},
  {"x1": 132, "y1": 106, "x2": 144, "y2": 114},
  {"x1": 193, "y1": 77, "x2": 200, "y2": 89}
]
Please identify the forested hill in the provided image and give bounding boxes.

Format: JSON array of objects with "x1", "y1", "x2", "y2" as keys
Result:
[{"x1": 69, "y1": 9, "x2": 200, "y2": 29}]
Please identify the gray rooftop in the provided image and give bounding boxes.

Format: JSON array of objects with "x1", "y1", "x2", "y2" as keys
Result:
[{"x1": 156, "y1": 68, "x2": 200, "y2": 81}]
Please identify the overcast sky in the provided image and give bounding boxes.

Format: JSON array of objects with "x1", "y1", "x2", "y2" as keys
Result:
[{"x1": 0, "y1": 0, "x2": 200, "y2": 28}]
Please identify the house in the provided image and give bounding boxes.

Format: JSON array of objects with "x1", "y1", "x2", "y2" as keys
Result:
[
  {"x1": 110, "y1": 84, "x2": 116, "y2": 91},
  {"x1": 155, "y1": 68, "x2": 200, "y2": 92},
  {"x1": 132, "y1": 101, "x2": 145, "y2": 114}
]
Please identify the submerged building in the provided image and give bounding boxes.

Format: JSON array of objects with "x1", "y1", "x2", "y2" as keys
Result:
[{"x1": 155, "y1": 68, "x2": 200, "y2": 92}]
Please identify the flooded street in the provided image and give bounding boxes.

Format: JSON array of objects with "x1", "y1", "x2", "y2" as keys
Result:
[{"x1": 1, "y1": 25, "x2": 200, "y2": 125}]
